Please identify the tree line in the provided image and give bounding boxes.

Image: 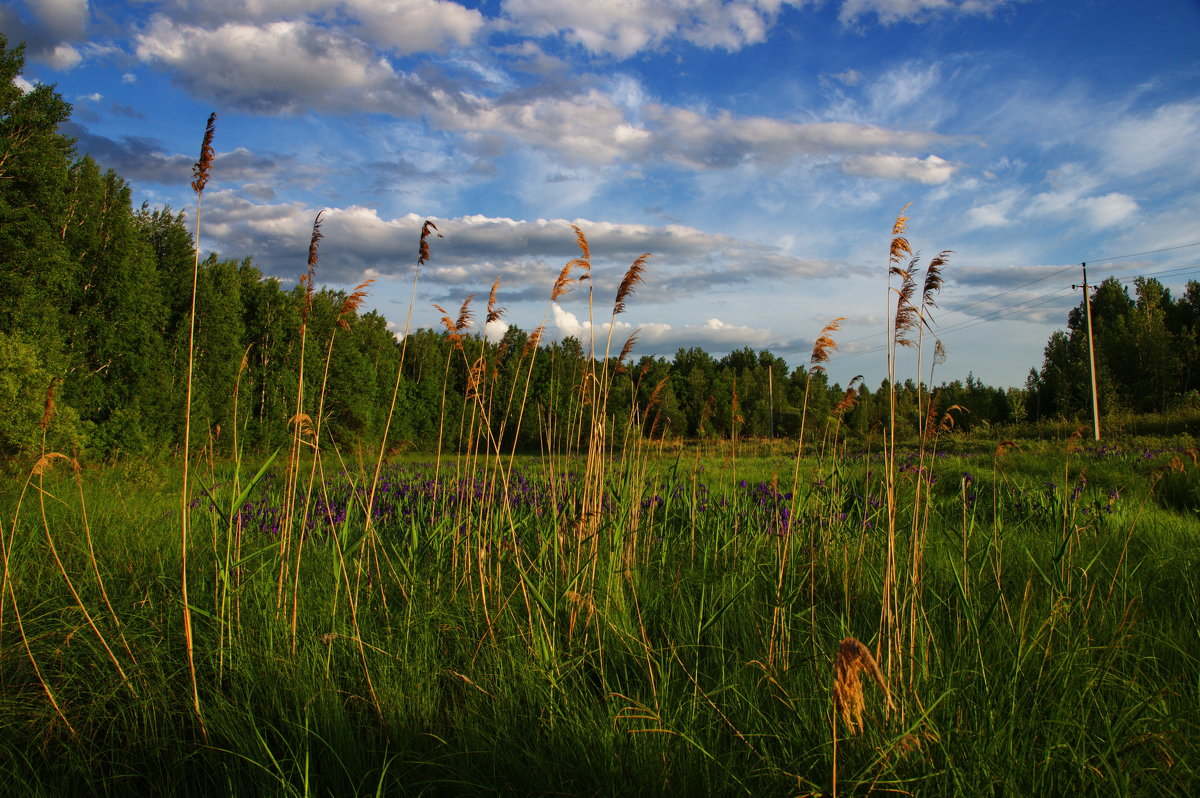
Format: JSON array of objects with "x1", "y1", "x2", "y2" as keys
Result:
[{"x1": 1026, "y1": 276, "x2": 1200, "y2": 418}]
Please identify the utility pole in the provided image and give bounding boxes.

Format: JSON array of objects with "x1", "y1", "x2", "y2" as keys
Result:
[
  {"x1": 768, "y1": 362, "x2": 775, "y2": 439},
  {"x1": 1073, "y1": 262, "x2": 1101, "y2": 441}
]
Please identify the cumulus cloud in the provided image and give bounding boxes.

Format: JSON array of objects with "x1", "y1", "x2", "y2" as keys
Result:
[
  {"x1": 187, "y1": 200, "x2": 839, "y2": 304},
  {"x1": 0, "y1": 0, "x2": 88, "y2": 68},
  {"x1": 136, "y1": 0, "x2": 485, "y2": 52},
  {"x1": 347, "y1": 0, "x2": 485, "y2": 54},
  {"x1": 134, "y1": 17, "x2": 437, "y2": 114},
  {"x1": 840, "y1": 153, "x2": 954, "y2": 183},
  {"x1": 502, "y1": 0, "x2": 805, "y2": 58},
  {"x1": 430, "y1": 85, "x2": 956, "y2": 173}
]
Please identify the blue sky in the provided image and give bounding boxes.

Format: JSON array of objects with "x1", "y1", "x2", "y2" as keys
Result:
[{"x1": 4, "y1": 0, "x2": 1200, "y2": 389}]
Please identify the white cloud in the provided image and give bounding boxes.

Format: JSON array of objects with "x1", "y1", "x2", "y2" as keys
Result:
[
  {"x1": 549, "y1": 305, "x2": 780, "y2": 354},
  {"x1": 1078, "y1": 192, "x2": 1137, "y2": 228},
  {"x1": 964, "y1": 198, "x2": 1013, "y2": 229},
  {"x1": 13, "y1": 75, "x2": 34, "y2": 93},
  {"x1": 345, "y1": 0, "x2": 486, "y2": 54},
  {"x1": 136, "y1": 0, "x2": 485, "y2": 51},
  {"x1": 839, "y1": 0, "x2": 1020, "y2": 25},
  {"x1": 192, "y1": 199, "x2": 837, "y2": 300},
  {"x1": 1101, "y1": 101, "x2": 1200, "y2": 180},
  {"x1": 840, "y1": 153, "x2": 954, "y2": 183},
  {"x1": 502, "y1": 0, "x2": 805, "y2": 58},
  {"x1": 134, "y1": 17, "x2": 432, "y2": 114},
  {"x1": 43, "y1": 42, "x2": 82, "y2": 69}
]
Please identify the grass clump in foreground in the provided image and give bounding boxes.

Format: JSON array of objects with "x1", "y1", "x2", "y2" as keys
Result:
[{"x1": 2, "y1": 122, "x2": 1198, "y2": 796}]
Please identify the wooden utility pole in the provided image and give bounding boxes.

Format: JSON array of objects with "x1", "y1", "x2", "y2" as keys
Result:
[
  {"x1": 768, "y1": 362, "x2": 774, "y2": 439},
  {"x1": 1073, "y1": 262, "x2": 1101, "y2": 441}
]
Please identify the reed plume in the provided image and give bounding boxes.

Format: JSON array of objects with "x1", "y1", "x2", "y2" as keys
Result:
[
  {"x1": 486, "y1": 277, "x2": 506, "y2": 324},
  {"x1": 337, "y1": 278, "x2": 375, "y2": 330},
  {"x1": 301, "y1": 212, "x2": 324, "y2": 326},
  {"x1": 523, "y1": 324, "x2": 545, "y2": 357},
  {"x1": 832, "y1": 636, "x2": 891, "y2": 734},
  {"x1": 419, "y1": 220, "x2": 441, "y2": 266},
  {"x1": 830, "y1": 376, "x2": 864, "y2": 420},
  {"x1": 616, "y1": 328, "x2": 641, "y2": 370},
  {"x1": 922, "y1": 251, "x2": 952, "y2": 311},
  {"x1": 613, "y1": 254, "x2": 651, "y2": 316},
  {"x1": 190, "y1": 112, "x2": 216, "y2": 195},
  {"x1": 889, "y1": 202, "x2": 911, "y2": 269},
  {"x1": 40, "y1": 377, "x2": 57, "y2": 431},
  {"x1": 455, "y1": 295, "x2": 475, "y2": 331},
  {"x1": 551, "y1": 263, "x2": 575, "y2": 301},
  {"x1": 809, "y1": 318, "x2": 845, "y2": 373},
  {"x1": 893, "y1": 256, "x2": 920, "y2": 348}
]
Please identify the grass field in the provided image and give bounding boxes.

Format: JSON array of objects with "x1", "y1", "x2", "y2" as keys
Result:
[{"x1": 2, "y1": 434, "x2": 1198, "y2": 796}]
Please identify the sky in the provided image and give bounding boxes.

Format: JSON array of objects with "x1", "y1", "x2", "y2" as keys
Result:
[{"x1": 4, "y1": 0, "x2": 1200, "y2": 390}]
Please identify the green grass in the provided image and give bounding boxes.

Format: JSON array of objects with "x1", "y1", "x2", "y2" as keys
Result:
[{"x1": 1, "y1": 438, "x2": 1197, "y2": 797}]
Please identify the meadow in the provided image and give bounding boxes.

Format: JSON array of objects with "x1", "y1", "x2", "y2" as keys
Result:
[
  {"x1": 2, "y1": 433, "x2": 1198, "y2": 796},
  {"x1": 2, "y1": 117, "x2": 1198, "y2": 797}
]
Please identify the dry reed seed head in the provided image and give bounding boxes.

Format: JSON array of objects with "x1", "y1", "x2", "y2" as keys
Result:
[
  {"x1": 617, "y1": 328, "x2": 641, "y2": 367},
  {"x1": 831, "y1": 375, "x2": 864, "y2": 418},
  {"x1": 832, "y1": 636, "x2": 891, "y2": 735},
  {"x1": 32, "y1": 451, "x2": 70, "y2": 476},
  {"x1": 337, "y1": 278, "x2": 375, "y2": 329},
  {"x1": 551, "y1": 263, "x2": 575, "y2": 302},
  {"x1": 418, "y1": 220, "x2": 442, "y2": 267},
  {"x1": 892, "y1": 203, "x2": 912, "y2": 236},
  {"x1": 645, "y1": 377, "x2": 667, "y2": 410},
  {"x1": 933, "y1": 338, "x2": 947, "y2": 366},
  {"x1": 939, "y1": 404, "x2": 967, "y2": 433},
  {"x1": 40, "y1": 376, "x2": 58, "y2": 430},
  {"x1": 289, "y1": 412, "x2": 316, "y2": 441},
  {"x1": 889, "y1": 203, "x2": 912, "y2": 265},
  {"x1": 455, "y1": 294, "x2": 475, "y2": 331},
  {"x1": 809, "y1": 317, "x2": 846, "y2": 371},
  {"x1": 570, "y1": 224, "x2": 591, "y2": 262},
  {"x1": 486, "y1": 276, "x2": 506, "y2": 324},
  {"x1": 922, "y1": 250, "x2": 952, "y2": 310},
  {"x1": 613, "y1": 253, "x2": 651, "y2": 315},
  {"x1": 190, "y1": 112, "x2": 216, "y2": 195},
  {"x1": 523, "y1": 324, "x2": 545, "y2": 357},
  {"x1": 994, "y1": 439, "x2": 1020, "y2": 459}
]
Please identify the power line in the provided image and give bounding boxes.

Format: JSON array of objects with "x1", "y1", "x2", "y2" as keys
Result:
[{"x1": 1083, "y1": 241, "x2": 1200, "y2": 265}]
